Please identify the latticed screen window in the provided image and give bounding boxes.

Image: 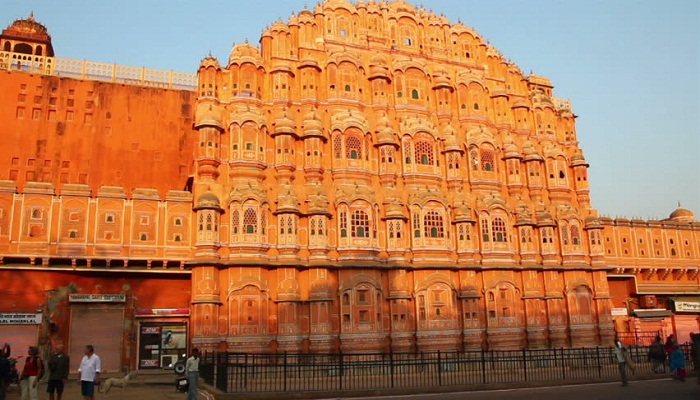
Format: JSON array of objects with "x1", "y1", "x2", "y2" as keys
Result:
[
  {"x1": 334, "y1": 135, "x2": 342, "y2": 158},
  {"x1": 492, "y1": 217, "x2": 507, "y2": 242},
  {"x1": 389, "y1": 221, "x2": 395, "y2": 238},
  {"x1": 561, "y1": 225, "x2": 569, "y2": 245},
  {"x1": 413, "y1": 212, "x2": 421, "y2": 238},
  {"x1": 346, "y1": 136, "x2": 362, "y2": 159},
  {"x1": 232, "y1": 210, "x2": 240, "y2": 234},
  {"x1": 423, "y1": 211, "x2": 444, "y2": 237},
  {"x1": 317, "y1": 217, "x2": 324, "y2": 235},
  {"x1": 404, "y1": 139, "x2": 413, "y2": 164},
  {"x1": 415, "y1": 141, "x2": 434, "y2": 165},
  {"x1": 571, "y1": 225, "x2": 580, "y2": 245},
  {"x1": 542, "y1": 227, "x2": 554, "y2": 244},
  {"x1": 243, "y1": 208, "x2": 257, "y2": 234},
  {"x1": 340, "y1": 211, "x2": 347, "y2": 237},
  {"x1": 395, "y1": 221, "x2": 402, "y2": 238},
  {"x1": 287, "y1": 216, "x2": 294, "y2": 234},
  {"x1": 470, "y1": 148, "x2": 479, "y2": 170},
  {"x1": 351, "y1": 210, "x2": 369, "y2": 238},
  {"x1": 481, "y1": 219, "x2": 490, "y2": 242},
  {"x1": 260, "y1": 211, "x2": 266, "y2": 235},
  {"x1": 481, "y1": 149, "x2": 495, "y2": 171},
  {"x1": 310, "y1": 218, "x2": 316, "y2": 235},
  {"x1": 205, "y1": 214, "x2": 213, "y2": 231}
]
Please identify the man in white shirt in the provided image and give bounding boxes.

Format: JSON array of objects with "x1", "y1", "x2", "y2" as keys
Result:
[
  {"x1": 185, "y1": 348, "x2": 200, "y2": 400},
  {"x1": 77, "y1": 345, "x2": 101, "y2": 400}
]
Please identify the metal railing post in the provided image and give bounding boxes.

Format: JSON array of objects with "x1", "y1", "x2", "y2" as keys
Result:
[
  {"x1": 437, "y1": 350, "x2": 442, "y2": 386},
  {"x1": 390, "y1": 350, "x2": 395, "y2": 388},
  {"x1": 481, "y1": 349, "x2": 486, "y2": 384},
  {"x1": 522, "y1": 348, "x2": 527, "y2": 382},
  {"x1": 283, "y1": 352, "x2": 288, "y2": 392}
]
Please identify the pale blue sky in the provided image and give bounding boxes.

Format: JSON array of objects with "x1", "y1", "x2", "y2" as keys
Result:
[{"x1": 3, "y1": 0, "x2": 699, "y2": 220}]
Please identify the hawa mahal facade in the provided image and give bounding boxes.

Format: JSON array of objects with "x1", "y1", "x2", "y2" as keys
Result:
[{"x1": 0, "y1": 1, "x2": 697, "y2": 371}]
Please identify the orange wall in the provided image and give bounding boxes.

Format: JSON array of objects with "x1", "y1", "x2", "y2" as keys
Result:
[{"x1": 0, "y1": 71, "x2": 197, "y2": 195}]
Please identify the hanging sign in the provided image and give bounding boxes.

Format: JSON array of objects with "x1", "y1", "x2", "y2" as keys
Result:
[
  {"x1": 69, "y1": 294, "x2": 126, "y2": 303},
  {"x1": 0, "y1": 313, "x2": 43, "y2": 324}
]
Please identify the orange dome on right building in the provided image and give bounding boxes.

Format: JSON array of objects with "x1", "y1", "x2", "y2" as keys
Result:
[{"x1": 668, "y1": 206, "x2": 696, "y2": 222}]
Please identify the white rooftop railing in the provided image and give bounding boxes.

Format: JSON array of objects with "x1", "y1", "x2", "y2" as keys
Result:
[{"x1": 0, "y1": 50, "x2": 196, "y2": 90}]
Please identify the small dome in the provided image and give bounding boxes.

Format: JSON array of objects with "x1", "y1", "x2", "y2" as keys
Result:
[
  {"x1": 522, "y1": 141, "x2": 543, "y2": 162},
  {"x1": 584, "y1": 215, "x2": 602, "y2": 230},
  {"x1": 228, "y1": 41, "x2": 262, "y2": 66},
  {"x1": 194, "y1": 103, "x2": 223, "y2": 129},
  {"x1": 374, "y1": 114, "x2": 399, "y2": 148},
  {"x1": 302, "y1": 110, "x2": 326, "y2": 140},
  {"x1": 570, "y1": 151, "x2": 589, "y2": 167},
  {"x1": 384, "y1": 202, "x2": 408, "y2": 220},
  {"x1": 669, "y1": 207, "x2": 695, "y2": 222},
  {"x1": 452, "y1": 203, "x2": 475, "y2": 223},
  {"x1": 194, "y1": 191, "x2": 222, "y2": 211},
  {"x1": 272, "y1": 109, "x2": 296, "y2": 137},
  {"x1": 199, "y1": 54, "x2": 221, "y2": 69},
  {"x1": 274, "y1": 188, "x2": 301, "y2": 215},
  {"x1": 2, "y1": 13, "x2": 54, "y2": 56}
]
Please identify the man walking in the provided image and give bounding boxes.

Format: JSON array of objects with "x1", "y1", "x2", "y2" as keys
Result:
[
  {"x1": 46, "y1": 345, "x2": 69, "y2": 400},
  {"x1": 185, "y1": 348, "x2": 200, "y2": 400},
  {"x1": 613, "y1": 336, "x2": 628, "y2": 386},
  {"x1": 77, "y1": 345, "x2": 100, "y2": 400}
]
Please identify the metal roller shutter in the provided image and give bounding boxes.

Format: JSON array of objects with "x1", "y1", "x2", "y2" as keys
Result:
[
  {"x1": 673, "y1": 315, "x2": 700, "y2": 345},
  {"x1": 0, "y1": 325, "x2": 39, "y2": 359},
  {"x1": 69, "y1": 306, "x2": 124, "y2": 373}
]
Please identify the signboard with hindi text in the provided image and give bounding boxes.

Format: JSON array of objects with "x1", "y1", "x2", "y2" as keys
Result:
[
  {"x1": 0, "y1": 313, "x2": 42, "y2": 324},
  {"x1": 68, "y1": 294, "x2": 126, "y2": 303}
]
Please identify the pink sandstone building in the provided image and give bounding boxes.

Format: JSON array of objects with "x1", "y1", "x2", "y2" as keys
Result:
[{"x1": 0, "y1": 1, "x2": 697, "y2": 372}]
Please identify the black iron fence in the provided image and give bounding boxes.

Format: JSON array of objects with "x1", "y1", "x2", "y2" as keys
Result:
[{"x1": 201, "y1": 345, "x2": 696, "y2": 394}]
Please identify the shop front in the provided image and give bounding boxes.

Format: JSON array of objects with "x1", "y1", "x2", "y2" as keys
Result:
[
  {"x1": 136, "y1": 308, "x2": 189, "y2": 369},
  {"x1": 670, "y1": 297, "x2": 700, "y2": 344},
  {"x1": 68, "y1": 294, "x2": 126, "y2": 373},
  {"x1": 0, "y1": 313, "x2": 41, "y2": 357}
]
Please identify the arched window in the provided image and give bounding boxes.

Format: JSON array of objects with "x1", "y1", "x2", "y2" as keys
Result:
[
  {"x1": 423, "y1": 211, "x2": 444, "y2": 238},
  {"x1": 339, "y1": 211, "x2": 348, "y2": 238},
  {"x1": 561, "y1": 224, "x2": 569, "y2": 245},
  {"x1": 415, "y1": 141, "x2": 434, "y2": 165},
  {"x1": 481, "y1": 148, "x2": 495, "y2": 171},
  {"x1": 351, "y1": 210, "x2": 369, "y2": 238},
  {"x1": 346, "y1": 136, "x2": 362, "y2": 159},
  {"x1": 206, "y1": 214, "x2": 213, "y2": 231},
  {"x1": 411, "y1": 89, "x2": 419, "y2": 99},
  {"x1": 413, "y1": 212, "x2": 421, "y2": 238},
  {"x1": 244, "y1": 208, "x2": 257, "y2": 234},
  {"x1": 571, "y1": 225, "x2": 581, "y2": 245},
  {"x1": 334, "y1": 135, "x2": 343, "y2": 158},
  {"x1": 481, "y1": 219, "x2": 490, "y2": 242},
  {"x1": 492, "y1": 217, "x2": 507, "y2": 242},
  {"x1": 232, "y1": 210, "x2": 240, "y2": 234}
]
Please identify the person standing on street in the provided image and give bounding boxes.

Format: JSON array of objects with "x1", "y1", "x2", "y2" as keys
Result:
[
  {"x1": 613, "y1": 336, "x2": 628, "y2": 386},
  {"x1": 0, "y1": 345, "x2": 11, "y2": 400},
  {"x1": 648, "y1": 335, "x2": 666, "y2": 373},
  {"x1": 185, "y1": 348, "x2": 200, "y2": 400},
  {"x1": 46, "y1": 345, "x2": 69, "y2": 400},
  {"x1": 20, "y1": 346, "x2": 43, "y2": 400},
  {"x1": 77, "y1": 345, "x2": 101, "y2": 400}
]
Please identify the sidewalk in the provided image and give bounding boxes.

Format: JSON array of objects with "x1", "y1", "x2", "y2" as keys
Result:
[{"x1": 3, "y1": 379, "x2": 213, "y2": 400}]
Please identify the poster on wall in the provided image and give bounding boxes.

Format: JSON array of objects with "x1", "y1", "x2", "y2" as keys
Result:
[{"x1": 161, "y1": 325, "x2": 187, "y2": 350}]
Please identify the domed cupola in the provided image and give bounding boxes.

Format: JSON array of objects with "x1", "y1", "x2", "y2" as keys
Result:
[
  {"x1": 522, "y1": 140, "x2": 543, "y2": 162},
  {"x1": 272, "y1": 108, "x2": 297, "y2": 138},
  {"x1": 194, "y1": 191, "x2": 222, "y2": 212},
  {"x1": 301, "y1": 110, "x2": 326, "y2": 141},
  {"x1": 1, "y1": 12, "x2": 54, "y2": 56},
  {"x1": 198, "y1": 53, "x2": 221, "y2": 70},
  {"x1": 194, "y1": 103, "x2": 223, "y2": 130},
  {"x1": 668, "y1": 206, "x2": 696, "y2": 222},
  {"x1": 570, "y1": 151, "x2": 589, "y2": 168},
  {"x1": 368, "y1": 54, "x2": 391, "y2": 81},
  {"x1": 228, "y1": 40, "x2": 263, "y2": 67},
  {"x1": 502, "y1": 137, "x2": 521, "y2": 160},
  {"x1": 441, "y1": 125, "x2": 462, "y2": 153},
  {"x1": 373, "y1": 113, "x2": 399, "y2": 148}
]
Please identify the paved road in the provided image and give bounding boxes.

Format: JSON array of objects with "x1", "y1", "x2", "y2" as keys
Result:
[{"x1": 326, "y1": 378, "x2": 699, "y2": 400}]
